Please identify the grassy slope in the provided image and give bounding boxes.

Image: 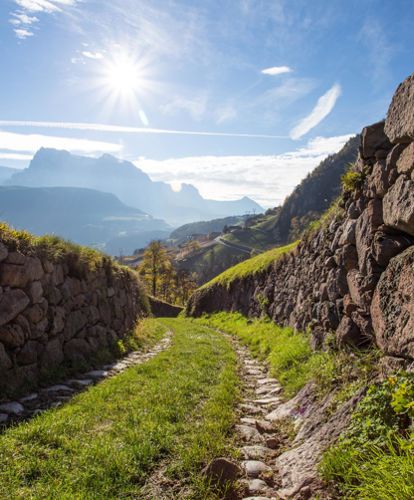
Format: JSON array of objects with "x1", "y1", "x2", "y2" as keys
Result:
[
  {"x1": 201, "y1": 240, "x2": 298, "y2": 290},
  {"x1": 194, "y1": 315, "x2": 414, "y2": 498},
  {"x1": 0, "y1": 318, "x2": 239, "y2": 499}
]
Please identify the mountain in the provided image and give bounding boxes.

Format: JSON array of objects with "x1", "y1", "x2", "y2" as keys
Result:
[
  {"x1": 169, "y1": 215, "x2": 249, "y2": 244},
  {"x1": 7, "y1": 149, "x2": 262, "y2": 226},
  {"x1": 168, "y1": 136, "x2": 359, "y2": 284},
  {"x1": 0, "y1": 166, "x2": 19, "y2": 184},
  {"x1": 262, "y1": 135, "x2": 360, "y2": 244},
  {"x1": 0, "y1": 186, "x2": 170, "y2": 254}
]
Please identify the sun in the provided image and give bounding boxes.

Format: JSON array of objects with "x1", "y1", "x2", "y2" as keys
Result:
[{"x1": 103, "y1": 55, "x2": 143, "y2": 95}]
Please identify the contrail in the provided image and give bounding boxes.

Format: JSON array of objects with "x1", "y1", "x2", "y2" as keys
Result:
[{"x1": 0, "y1": 120, "x2": 287, "y2": 139}]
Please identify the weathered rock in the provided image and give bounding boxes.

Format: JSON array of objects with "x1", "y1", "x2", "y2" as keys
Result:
[
  {"x1": 0, "y1": 243, "x2": 8, "y2": 262},
  {"x1": 397, "y1": 142, "x2": 414, "y2": 174},
  {"x1": 385, "y1": 73, "x2": 414, "y2": 143},
  {"x1": 370, "y1": 160, "x2": 388, "y2": 198},
  {"x1": 0, "y1": 342, "x2": 12, "y2": 371},
  {"x1": 361, "y1": 121, "x2": 391, "y2": 159},
  {"x1": 383, "y1": 175, "x2": 414, "y2": 236},
  {"x1": 0, "y1": 323, "x2": 25, "y2": 348},
  {"x1": 41, "y1": 338, "x2": 64, "y2": 371},
  {"x1": 336, "y1": 316, "x2": 361, "y2": 347},
  {"x1": 372, "y1": 229, "x2": 413, "y2": 267},
  {"x1": 242, "y1": 460, "x2": 271, "y2": 478},
  {"x1": 16, "y1": 341, "x2": 39, "y2": 365},
  {"x1": 355, "y1": 199, "x2": 383, "y2": 272},
  {"x1": 372, "y1": 247, "x2": 414, "y2": 359},
  {"x1": 0, "y1": 289, "x2": 30, "y2": 327},
  {"x1": 202, "y1": 458, "x2": 241, "y2": 486},
  {"x1": 0, "y1": 402, "x2": 24, "y2": 415},
  {"x1": 28, "y1": 281, "x2": 43, "y2": 304}
]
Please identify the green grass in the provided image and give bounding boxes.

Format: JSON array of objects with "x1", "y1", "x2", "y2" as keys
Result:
[
  {"x1": 0, "y1": 221, "x2": 131, "y2": 277},
  {"x1": 321, "y1": 374, "x2": 414, "y2": 499},
  {"x1": 195, "y1": 312, "x2": 332, "y2": 398},
  {"x1": 201, "y1": 241, "x2": 298, "y2": 290},
  {"x1": 195, "y1": 313, "x2": 379, "y2": 402},
  {"x1": 0, "y1": 318, "x2": 240, "y2": 499}
]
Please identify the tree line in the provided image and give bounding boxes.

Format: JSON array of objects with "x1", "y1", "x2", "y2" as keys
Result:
[{"x1": 137, "y1": 241, "x2": 198, "y2": 306}]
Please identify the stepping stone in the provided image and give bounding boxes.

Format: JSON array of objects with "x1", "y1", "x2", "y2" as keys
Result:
[
  {"x1": 68, "y1": 379, "x2": 93, "y2": 388},
  {"x1": 236, "y1": 425, "x2": 264, "y2": 443},
  {"x1": 257, "y1": 378, "x2": 278, "y2": 385},
  {"x1": 0, "y1": 402, "x2": 24, "y2": 415},
  {"x1": 253, "y1": 397, "x2": 281, "y2": 405},
  {"x1": 19, "y1": 393, "x2": 38, "y2": 402},
  {"x1": 248, "y1": 478, "x2": 269, "y2": 493},
  {"x1": 240, "y1": 403, "x2": 264, "y2": 415},
  {"x1": 44, "y1": 385, "x2": 73, "y2": 394},
  {"x1": 242, "y1": 497, "x2": 272, "y2": 500},
  {"x1": 241, "y1": 445, "x2": 273, "y2": 460},
  {"x1": 242, "y1": 460, "x2": 271, "y2": 478},
  {"x1": 241, "y1": 417, "x2": 257, "y2": 425},
  {"x1": 255, "y1": 386, "x2": 282, "y2": 396},
  {"x1": 85, "y1": 370, "x2": 108, "y2": 379}
]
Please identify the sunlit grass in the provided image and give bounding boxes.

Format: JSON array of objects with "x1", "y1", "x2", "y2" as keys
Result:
[{"x1": 0, "y1": 318, "x2": 239, "y2": 499}]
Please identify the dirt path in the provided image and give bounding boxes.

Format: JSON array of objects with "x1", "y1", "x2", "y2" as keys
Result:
[{"x1": 0, "y1": 331, "x2": 172, "y2": 428}]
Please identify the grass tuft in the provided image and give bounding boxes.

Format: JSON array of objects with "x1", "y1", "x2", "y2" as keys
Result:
[{"x1": 200, "y1": 241, "x2": 298, "y2": 290}]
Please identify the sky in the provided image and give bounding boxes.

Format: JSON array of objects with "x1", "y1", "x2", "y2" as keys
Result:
[{"x1": 0, "y1": 0, "x2": 413, "y2": 207}]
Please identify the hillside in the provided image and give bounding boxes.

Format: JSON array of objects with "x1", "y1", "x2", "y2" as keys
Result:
[
  {"x1": 169, "y1": 215, "x2": 249, "y2": 244},
  {"x1": 170, "y1": 137, "x2": 358, "y2": 284},
  {"x1": 0, "y1": 186, "x2": 170, "y2": 254},
  {"x1": 7, "y1": 149, "x2": 262, "y2": 226},
  {"x1": 184, "y1": 72, "x2": 414, "y2": 497}
]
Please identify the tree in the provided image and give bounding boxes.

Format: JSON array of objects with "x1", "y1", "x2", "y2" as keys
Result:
[{"x1": 138, "y1": 241, "x2": 169, "y2": 296}]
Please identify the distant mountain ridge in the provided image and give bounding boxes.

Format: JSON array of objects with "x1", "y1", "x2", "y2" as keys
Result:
[
  {"x1": 0, "y1": 165, "x2": 18, "y2": 184},
  {"x1": 0, "y1": 186, "x2": 170, "y2": 254},
  {"x1": 6, "y1": 148, "x2": 262, "y2": 226}
]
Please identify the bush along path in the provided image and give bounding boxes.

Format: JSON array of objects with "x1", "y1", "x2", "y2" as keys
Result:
[
  {"x1": 0, "y1": 319, "x2": 171, "y2": 429},
  {"x1": 0, "y1": 318, "x2": 239, "y2": 499}
]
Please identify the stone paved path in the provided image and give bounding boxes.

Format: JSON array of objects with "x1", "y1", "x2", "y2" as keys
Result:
[
  {"x1": 231, "y1": 339, "x2": 286, "y2": 499},
  {"x1": 0, "y1": 332, "x2": 172, "y2": 429}
]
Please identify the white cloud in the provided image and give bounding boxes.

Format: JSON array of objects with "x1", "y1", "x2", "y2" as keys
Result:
[
  {"x1": 0, "y1": 130, "x2": 122, "y2": 155},
  {"x1": 0, "y1": 120, "x2": 286, "y2": 139},
  {"x1": 14, "y1": 28, "x2": 34, "y2": 39},
  {"x1": 14, "y1": 0, "x2": 76, "y2": 13},
  {"x1": 0, "y1": 152, "x2": 33, "y2": 161},
  {"x1": 261, "y1": 66, "x2": 292, "y2": 76},
  {"x1": 10, "y1": 12, "x2": 39, "y2": 25},
  {"x1": 10, "y1": 0, "x2": 78, "y2": 39},
  {"x1": 290, "y1": 83, "x2": 341, "y2": 140},
  {"x1": 135, "y1": 134, "x2": 354, "y2": 207},
  {"x1": 82, "y1": 51, "x2": 104, "y2": 60}
]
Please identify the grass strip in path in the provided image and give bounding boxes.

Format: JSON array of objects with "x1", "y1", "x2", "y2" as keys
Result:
[{"x1": 0, "y1": 318, "x2": 240, "y2": 499}]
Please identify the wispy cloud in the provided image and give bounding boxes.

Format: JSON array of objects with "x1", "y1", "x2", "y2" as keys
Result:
[
  {"x1": 261, "y1": 66, "x2": 292, "y2": 76},
  {"x1": 14, "y1": 28, "x2": 34, "y2": 39},
  {"x1": 0, "y1": 152, "x2": 33, "y2": 161},
  {"x1": 290, "y1": 83, "x2": 341, "y2": 140},
  {"x1": 82, "y1": 51, "x2": 104, "y2": 60},
  {"x1": 10, "y1": 0, "x2": 79, "y2": 39},
  {"x1": 0, "y1": 130, "x2": 122, "y2": 155},
  {"x1": 0, "y1": 121, "x2": 287, "y2": 139},
  {"x1": 160, "y1": 95, "x2": 208, "y2": 121},
  {"x1": 136, "y1": 134, "x2": 353, "y2": 206}
]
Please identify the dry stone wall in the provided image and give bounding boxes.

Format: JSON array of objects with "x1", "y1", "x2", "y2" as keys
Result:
[
  {"x1": 187, "y1": 72, "x2": 414, "y2": 366},
  {"x1": 0, "y1": 241, "x2": 148, "y2": 395}
]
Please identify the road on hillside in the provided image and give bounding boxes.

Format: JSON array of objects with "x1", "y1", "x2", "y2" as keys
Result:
[{"x1": 214, "y1": 236, "x2": 257, "y2": 255}]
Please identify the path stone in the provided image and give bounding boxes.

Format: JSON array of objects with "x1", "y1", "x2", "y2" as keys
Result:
[
  {"x1": 242, "y1": 460, "x2": 271, "y2": 478},
  {"x1": 0, "y1": 331, "x2": 172, "y2": 429},
  {"x1": 0, "y1": 402, "x2": 24, "y2": 415}
]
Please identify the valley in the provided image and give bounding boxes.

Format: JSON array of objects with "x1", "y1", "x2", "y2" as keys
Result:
[{"x1": 0, "y1": 3, "x2": 413, "y2": 498}]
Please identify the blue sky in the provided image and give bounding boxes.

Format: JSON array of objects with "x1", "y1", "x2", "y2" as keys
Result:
[{"x1": 0, "y1": 0, "x2": 413, "y2": 206}]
